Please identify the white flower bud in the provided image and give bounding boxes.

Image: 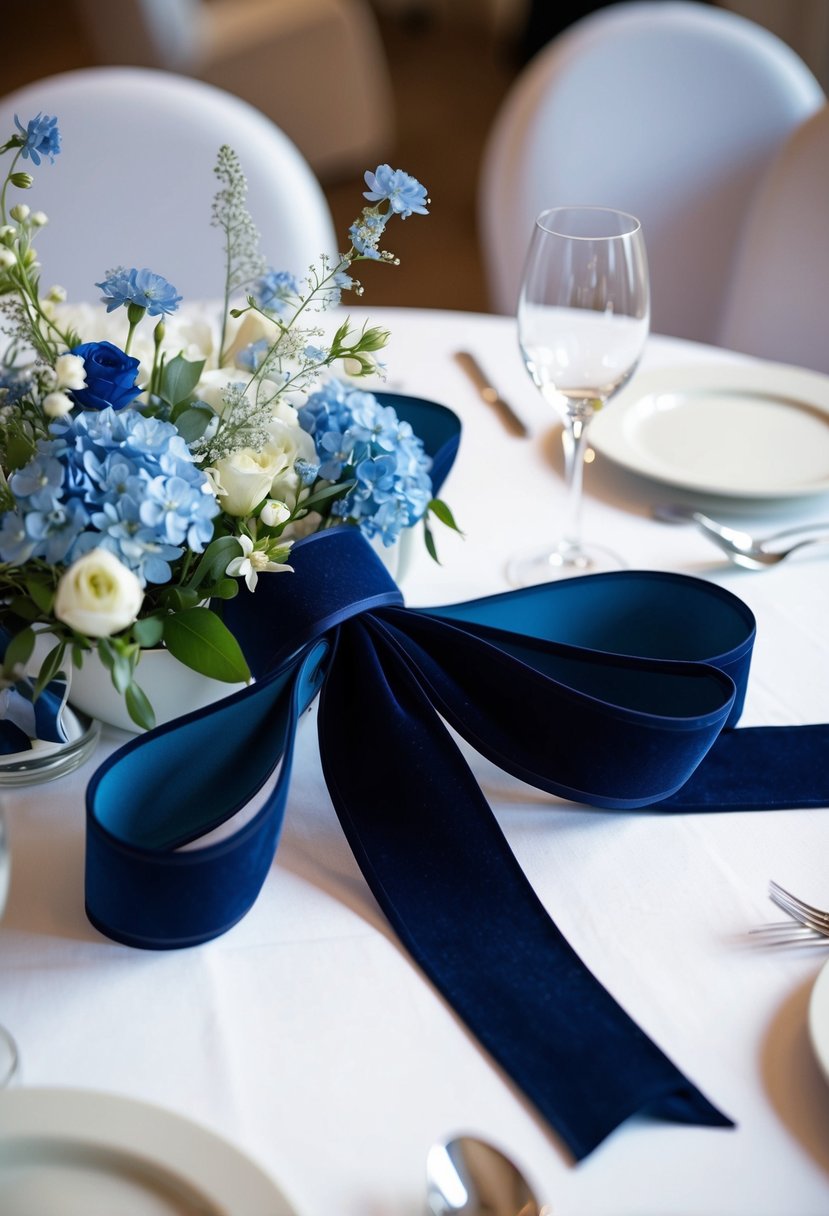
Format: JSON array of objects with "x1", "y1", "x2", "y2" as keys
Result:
[
  {"x1": 30, "y1": 211, "x2": 48, "y2": 227},
  {"x1": 260, "y1": 499, "x2": 291, "y2": 528},
  {"x1": 54, "y1": 549, "x2": 143, "y2": 638},
  {"x1": 54, "y1": 353, "x2": 87, "y2": 391},
  {"x1": 46, "y1": 285, "x2": 67, "y2": 302},
  {"x1": 0, "y1": 249, "x2": 16, "y2": 270},
  {"x1": 9, "y1": 203, "x2": 30, "y2": 222},
  {"x1": 0, "y1": 226, "x2": 15, "y2": 242},
  {"x1": 43, "y1": 391, "x2": 75, "y2": 418}
]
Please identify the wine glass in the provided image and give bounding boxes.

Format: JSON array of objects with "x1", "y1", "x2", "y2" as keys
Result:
[
  {"x1": 507, "y1": 205, "x2": 649, "y2": 585},
  {"x1": 0, "y1": 804, "x2": 18, "y2": 1087}
]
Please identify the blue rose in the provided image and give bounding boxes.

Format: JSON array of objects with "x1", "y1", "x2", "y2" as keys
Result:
[{"x1": 69, "y1": 341, "x2": 142, "y2": 411}]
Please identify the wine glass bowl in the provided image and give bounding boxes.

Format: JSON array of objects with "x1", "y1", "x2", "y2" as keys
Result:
[{"x1": 508, "y1": 205, "x2": 649, "y2": 585}]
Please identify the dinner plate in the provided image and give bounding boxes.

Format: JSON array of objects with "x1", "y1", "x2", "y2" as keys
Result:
[
  {"x1": 590, "y1": 361, "x2": 829, "y2": 498},
  {"x1": 809, "y1": 959, "x2": 829, "y2": 1086},
  {"x1": 0, "y1": 1087, "x2": 296, "y2": 1215}
]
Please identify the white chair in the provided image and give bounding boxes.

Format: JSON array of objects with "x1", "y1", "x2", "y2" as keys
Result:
[
  {"x1": 0, "y1": 67, "x2": 338, "y2": 303},
  {"x1": 479, "y1": 0, "x2": 824, "y2": 343},
  {"x1": 70, "y1": 0, "x2": 395, "y2": 180},
  {"x1": 719, "y1": 105, "x2": 829, "y2": 374}
]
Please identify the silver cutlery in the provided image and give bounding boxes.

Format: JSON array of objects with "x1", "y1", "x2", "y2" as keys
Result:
[
  {"x1": 750, "y1": 880, "x2": 829, "y2": 946},
  {"x1": 426, "y1": 1134, "x2": 545, "y2": 1215},
  {"x1": 653, "y1": 504, "x2": 829, "y2": 569},
  {"x1": 454, "y1": 351, "x2": 529, "y2": 437}
]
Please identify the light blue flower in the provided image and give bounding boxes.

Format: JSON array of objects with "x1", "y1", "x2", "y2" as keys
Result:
[
  {"x1": 299, "y1": 380, "x2": 433, "y2": 546},
  {"x1": 234, "y1": 338, "x2": 270, "y2": 371},
  {"x1": 363, "y1": 165, "x2": 429, "y2": 219},
  {"x1": 348, "y1": 212, "x2": 387, "y2": 260},
  {"x1": 96, "y1": 267, "x2": 182, "y2": 317},
  {"x1": 14, "y1": 113, "x2": 60, "y2": 165},
  {"x1": 253, "y1": 269, "x2": 299, "y2": 317},
  {"x1": 1, "y1": 406, "x2": 220, "y2": 583}
]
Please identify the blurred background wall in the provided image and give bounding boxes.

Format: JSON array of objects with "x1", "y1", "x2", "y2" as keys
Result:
[{"x1": 8, "y1": 0, "x2": 829, "y2": 313}]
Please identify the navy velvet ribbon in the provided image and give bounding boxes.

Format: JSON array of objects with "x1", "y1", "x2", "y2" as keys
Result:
[{"x1": 82, "y1": 395, "x2": 828, "y2": 1160}]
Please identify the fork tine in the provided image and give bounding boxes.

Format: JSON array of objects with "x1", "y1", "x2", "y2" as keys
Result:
[{"x1": 769, "y1": 880, "x2": 829, "y2": 927}]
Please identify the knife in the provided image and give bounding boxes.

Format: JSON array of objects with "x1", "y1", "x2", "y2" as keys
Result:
[{"x1": 454, "y1": 350, "x2": 529, "y2": 437}]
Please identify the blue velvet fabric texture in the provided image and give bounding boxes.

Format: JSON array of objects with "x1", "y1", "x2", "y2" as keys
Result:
[{"x1": 81, "y1": 394, "x2": 828, "y2": 1159}]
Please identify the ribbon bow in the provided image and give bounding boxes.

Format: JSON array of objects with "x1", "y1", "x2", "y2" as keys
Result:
[{"x1": 83, "y1": 395, "x2": 828, "y2": 1159}]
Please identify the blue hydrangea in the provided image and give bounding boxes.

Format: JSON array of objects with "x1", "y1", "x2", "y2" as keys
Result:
[
  {"x1": 96, "y1": 267, "x2": 182, "y2": 317},
  {"x1": 298, "y1": 381, "x2": 433, "y2": 546},
  {"x1": 253, "y1": 269, "x2": 299, "y2": 317},
  {"x1": 234, "y1": 338, "x2": 270, "y2": 371},
  {"x1": 363, "y1": 165, "x2": 429, "y2": 219},
  {"x1": 14, "y1": 113, "x2": 60, "y2": 165},
  {"x1": 0, "y1": 407, "x2": 219, "y2": 583}
]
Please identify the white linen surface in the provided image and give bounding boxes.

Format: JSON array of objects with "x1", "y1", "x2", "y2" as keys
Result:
[{"x1": 2, "y1": 309, "x2": 829, "y2": 1215}]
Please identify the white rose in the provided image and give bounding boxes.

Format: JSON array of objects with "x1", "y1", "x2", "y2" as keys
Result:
[
  {"x1": 210, "y1": 447, "x2": 286, "y2": 517},
  {"x1": 54, "y1": 549, "x2": 143, "y2": 638},
  {"x1": 265, "y1": 417, "x2": 318, "y2": 501},
  {"x1": 54, "y1": 352, "x2": 87, "y2": 391},
  {"x1": 42, "y1": 390, "x2": 74, "y2": 418},
  {"x1": 221, "y1": 310, "x2": 280, "y2": 369}
]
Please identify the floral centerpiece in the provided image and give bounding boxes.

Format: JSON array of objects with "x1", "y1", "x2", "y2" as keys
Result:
[{"x1": 0, "y1": 113, "x2": 457, "y2": 732}]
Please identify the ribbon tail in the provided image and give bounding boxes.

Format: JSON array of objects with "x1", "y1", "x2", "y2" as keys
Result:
[
  {"x1": 659, "y1": 723, "x2": 829, "y2": 811},
  {"x1": 318, "y1": 618, "x2": 733, "y2": 1159}
]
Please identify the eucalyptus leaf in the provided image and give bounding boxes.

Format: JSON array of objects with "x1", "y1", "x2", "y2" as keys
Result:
[
  {"x1": 125, "y1": 681, "x2": 155, "y2": 732},
  {"x1": 175, "y1": 404, "x2": 215, "y2": 444},
  {"x1": 32, "y1": 641, "x2": 66, "y2": 698},
  {"x1": 159, "y1": 354, "x2": 205, "y2": 406},
  {"x1": 428, "y1": 498, "x2": 462, "y2": 533},
  {"x1": 423, "y1": 521, "x2": 439, "y2": 565},
  {"x1": 1, "y1": 626, "x2": 35, "y2": 672},
  {"x1": 163, "y1": 607, "x2": 250, "y2": 683},
  {"x1": 132, "y1": 616, "x2": 165, "y2": 648}
]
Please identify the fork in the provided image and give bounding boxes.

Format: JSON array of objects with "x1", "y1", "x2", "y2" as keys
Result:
[
  {"x1": 653, "y1": 505, "x2": 829, "y2": 570},
  {"x1": 749, "y1": 880, "x2": 829, "y2": 945}
]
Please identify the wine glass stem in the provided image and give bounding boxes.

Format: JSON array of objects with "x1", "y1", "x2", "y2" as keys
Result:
[{"x1": 560, "y1": 412, "x2": 593, "y2": 552}]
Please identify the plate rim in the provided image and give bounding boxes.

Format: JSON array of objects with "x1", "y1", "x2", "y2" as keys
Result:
[
  {"x1": 590, "y1": 360, "x2": 829, "y2": 500},
  {"x1": 809, "y1": 958, "x2": 829, "y2": 1085},
  {"x1": 0, "y1": 1085, "x2": 296, "y2": 1215}
]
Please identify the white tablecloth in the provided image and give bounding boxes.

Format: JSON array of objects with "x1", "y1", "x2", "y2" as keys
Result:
[{"x1": 3, "y1": 308, "x2": 829, "y2": 1215}]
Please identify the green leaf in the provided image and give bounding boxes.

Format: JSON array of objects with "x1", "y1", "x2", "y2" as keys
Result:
[
  {"x1": 8, "y1": 595, "x2": 40, "y2": 621},
  {"x1": 162, "y1": 607, "x2": 250, "y2": 683},
  {"x1": 109, "y1": 651, "x2": 134, "y2": 695},
  {"x1": 158, "y1": 586, "x2": 202, "y2": 613},
  {"x1": 132, "y1": 616, "x2": 165, "y2": 648},
  {"x1": 24, "y1": 576, "x2": 54, "y2": 614},
  {"x1": 125, "y1": 681, "x2": 155, "y2": 732},
  {"x1": 5, "y1": 431, "x2": 34, "y2": 471},
  {"x1": 210, "y1": 578, "x2": 240, "y2": 600},
  {"x1": 159, "y1": 354, "x2": 205, "y2": 406},
  {"x1": 428, "y1": 498, "x2": 463, "y2": 534},
  {"x1": 423, "y1": 521, "x2": 440, "y2": 565},
  {"x1": 174, "y1": 404, "x2": 215, "y2": 444},
  {"x1": 32, "y1": 641, "x2": 66, "y2": 698},
  {"x1": 188, "y1": 536, "x2": 243, "y2": 590},
  {"x1": 2, "y1": 626, "x2": 35, "y2": 673},
  {"x1": 299, "y1": 480, "x2": 355, "y2": 512}
]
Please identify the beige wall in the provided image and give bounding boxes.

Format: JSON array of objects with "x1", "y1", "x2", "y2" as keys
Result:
[{"x1": 718, "y1": 0, "x2": 829, "y2": 89}]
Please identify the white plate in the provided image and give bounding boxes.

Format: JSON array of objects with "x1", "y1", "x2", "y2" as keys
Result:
[
  {"x1": 590, "y1": 361, "x2": 829, "y2": 498},
  {"x1": 0, "y1": 1087, "x2": 296, "y2": 1216},
  {"x1": 809, "y1": 959, "x2": 829, "y2": 1086}
]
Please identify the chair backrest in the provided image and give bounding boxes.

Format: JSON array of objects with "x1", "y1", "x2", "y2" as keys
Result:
[
  {"x1": 479, "y1": 0, "x2": 824, "y2": 342},
  {"x1": 0, "y1": 67, "x2": 338, "y2": 303},
  {"x1": 719, "y1": 105, "x2": 829, "y2": 373}
]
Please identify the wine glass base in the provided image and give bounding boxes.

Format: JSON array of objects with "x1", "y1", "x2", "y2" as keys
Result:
[
  {"x1": 0, "y1": 1024, "x2": 18, "y2": 1088},
  {"x1": 506, "y1": 540, "x2": 625, "y2": 587}
]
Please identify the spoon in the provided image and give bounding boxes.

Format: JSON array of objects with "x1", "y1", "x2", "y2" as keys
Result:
[
  {"x1": 426, "y1": 1135, "x2": 545, "y2": 1216},
  {"x1": 652, "y1": 504, "x2": 829, "y2": 570}
]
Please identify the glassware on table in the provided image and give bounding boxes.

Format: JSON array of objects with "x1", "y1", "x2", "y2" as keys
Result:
[
  {"x1": 0, "y1": 805, "x2": 18, "y2": 1086},
  {"x1": 507, "y1": 205, "x2": 650, "y2": 586}
]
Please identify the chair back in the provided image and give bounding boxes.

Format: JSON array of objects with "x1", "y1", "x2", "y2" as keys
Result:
[
  {"x1": 719, "y1": 105, "x2": 829, "y2": 373},
  {"x1": 0, "y1": 67, "x2": 338, "y2": 303},
  {"x1": 479, "y1": 0, "x2": 824, "y2": 342}
]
